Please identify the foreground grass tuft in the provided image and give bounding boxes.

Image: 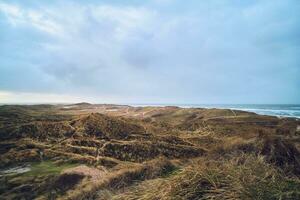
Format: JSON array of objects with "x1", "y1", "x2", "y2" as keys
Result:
[{"x1": 114, "y1": 154, "x2": 300, "y2": 200}]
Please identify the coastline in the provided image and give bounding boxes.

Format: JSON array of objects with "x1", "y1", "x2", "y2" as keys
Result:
[
  {"x1": 0, "y1": 103, "x2": 299, "y2": 119},
  {"x1": 129, "y1": 104, "x2": 300, "y2": 119}
]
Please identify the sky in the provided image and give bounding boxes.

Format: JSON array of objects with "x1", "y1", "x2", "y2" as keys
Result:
[{"x1": 0, "y1": 0, "x2": 299, "y2": 104}]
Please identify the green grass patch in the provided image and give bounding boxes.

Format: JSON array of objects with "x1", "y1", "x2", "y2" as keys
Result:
[{"x1": 22, "y1": 161, "x2": 78, "y2": 177}]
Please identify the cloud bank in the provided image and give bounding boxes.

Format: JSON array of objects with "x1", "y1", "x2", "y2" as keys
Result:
[{"x1": 0, "y1": 0, "x2": 299, "y2": 104}]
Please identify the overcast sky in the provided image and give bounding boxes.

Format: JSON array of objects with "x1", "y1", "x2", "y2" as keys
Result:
[{"x1": 0, "y1": 0, "x2": 299, "y2": 104}]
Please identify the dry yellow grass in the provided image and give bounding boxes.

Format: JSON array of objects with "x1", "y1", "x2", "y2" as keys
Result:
[
  {"x1": 113, "y1": 154, "x2": 300, "y2": 200},
  {"x1": 57, "y1": 157, "x2": 176, "y2": 200},
  {"x1": 1, "y1": 104, "x2": 300, "y2": 199}
]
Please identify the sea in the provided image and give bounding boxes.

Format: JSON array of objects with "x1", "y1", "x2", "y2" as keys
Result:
[{"x1": 132, "y1": 104, "x2": 300, "y2": 119}]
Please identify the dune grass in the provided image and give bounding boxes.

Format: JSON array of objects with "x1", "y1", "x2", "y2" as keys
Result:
[
  {"x1": 1, "y1": 105, "x2": 300, "y2": 199},
  {"x1": 113, "y1": 154, "x2": 300, "y2": 200}
]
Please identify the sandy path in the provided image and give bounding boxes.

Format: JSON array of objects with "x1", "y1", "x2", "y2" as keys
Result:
[{"x1": 63, "y1": 165, "x2": 107, "y2": 182}]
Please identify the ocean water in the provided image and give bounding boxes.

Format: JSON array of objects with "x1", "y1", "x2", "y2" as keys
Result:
[
  {"x1": 133, "y1": 104, "x2": 300, "y2": 119},
  {"x1": 194, "y1": 104, "x2": 300, "y2": 119},
  {"x1": 178, "y1": 104, "x2": 300, "y2": 118}
]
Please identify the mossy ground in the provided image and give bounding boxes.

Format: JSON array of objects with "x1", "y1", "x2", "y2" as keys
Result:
[
  {"x1": 0, "y1": 161, "x2": 79, "y2": 199},
  {"x1": 21, "y1": 161, "x2": 78, "y2": 177}
]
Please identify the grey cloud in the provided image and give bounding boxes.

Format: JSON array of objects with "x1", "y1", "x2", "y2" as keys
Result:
[{"x1": 0, "y1": 0, "x2": 299, "y2": 103}]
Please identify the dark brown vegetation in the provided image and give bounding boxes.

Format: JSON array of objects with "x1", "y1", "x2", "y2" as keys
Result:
[{"x1": 0, "y1": 104, "x2": 300, "y2": 199}]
